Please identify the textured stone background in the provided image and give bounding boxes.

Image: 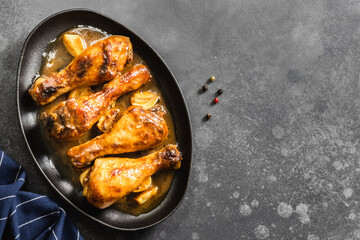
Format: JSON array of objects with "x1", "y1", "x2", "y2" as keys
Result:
[{"x1": 2, "y1": 0, "x2": 360, "y2": 239}]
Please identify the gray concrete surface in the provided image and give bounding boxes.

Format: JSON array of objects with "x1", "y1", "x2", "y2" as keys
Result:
[{"x1": 1, "y1": 0, "x2": 360, "y2": 239}]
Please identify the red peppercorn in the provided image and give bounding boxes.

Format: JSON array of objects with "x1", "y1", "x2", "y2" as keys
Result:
[{"x1": 213, "y1": 97, "x2": 219, "y2": 103}]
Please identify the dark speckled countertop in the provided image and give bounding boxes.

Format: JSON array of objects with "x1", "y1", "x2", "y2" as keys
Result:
[{"x1": 2, "y1": 0, "x2": 360, "y2": 239}]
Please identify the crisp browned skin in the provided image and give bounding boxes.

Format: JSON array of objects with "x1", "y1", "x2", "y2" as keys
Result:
[
  {"x1": 82, "y1": 145, "x2": 182, "y2": 209},
  {"x1": 28, "y1": 36, "x2": 133, "y2": 105},
  {"x1": 41, "y1": 65, "x2": 151, "y2": 140},
  {"x1": 97, "y1": 108, "x2": 122, "y2": 132},
  {"x1": 68, "y1": 106, "x2": 169, "y2": 168}
]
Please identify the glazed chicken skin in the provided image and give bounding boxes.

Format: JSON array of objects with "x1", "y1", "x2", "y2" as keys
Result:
[
  {"x1": 68, "y1": 105, "x2": 169, "y2": 168},
  {"x1": 28, "y1": 36, "x2": 133, "y2": 105},
  {"x1": 80, "y1": 145, "x2": 182, "y2": 209},
  {"x1": 41, "y1": 64, "x2": 151, "y2": 140}
]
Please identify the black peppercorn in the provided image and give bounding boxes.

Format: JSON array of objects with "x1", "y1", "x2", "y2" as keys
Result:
[
  {"x1": 202, "y1": 85, "x2": 208, "y2": 92},
  {"x1": 205, "y1": 113, "x2": 212, "y2": 120},
  {"x1": 217, "y1": 88, "x2": 223, "y2": 95}
]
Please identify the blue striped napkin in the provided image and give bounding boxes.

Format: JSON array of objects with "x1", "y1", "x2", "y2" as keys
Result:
[{"x1": 0, "y1": 150, "x2": 83, "y2": 240}]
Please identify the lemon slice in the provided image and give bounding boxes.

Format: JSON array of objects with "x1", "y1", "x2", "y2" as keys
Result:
[
  {"x1": 79, "y1": 167, "x2": 91, "y2": 187},
  {"x1": 68, "y1": 87, "x2": 92, "y2": 99},
  {"x1": 63, "y1": 34, "x2": 86, "y2": 57},
  {"x1": 132, "y1": 176, "x2": 152, "y2": 193},
  {"x1": 130, "y1": 91, "x2": 160, "y2": 109},
  {"x1": 134, "y1": 186, "x2": 158, "y2": 205}
]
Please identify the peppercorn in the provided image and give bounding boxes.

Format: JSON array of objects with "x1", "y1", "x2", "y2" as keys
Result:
[
  {"x1": 202, "y1": 85, "x2": 208, "y2": 92},
  {"x1": 205, "y1": 113, "x2": 212, "y2": 120},
  {"x1": 213, "y1": 97, "x2": 219, "y2": 103},
  {"x1": 210, "y1": 76, "x2": 215, "y2": 82},
  {"x1": 217, "y1": 88, "x2": 223, "y2": 95}
]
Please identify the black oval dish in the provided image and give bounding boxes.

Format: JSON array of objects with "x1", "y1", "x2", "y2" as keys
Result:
[{"x1": 16, "y1": 9, "x2": 192, "y2": 230}]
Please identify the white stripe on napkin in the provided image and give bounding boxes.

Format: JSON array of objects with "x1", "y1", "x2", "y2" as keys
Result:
[
  {"x1": 9, "y1": 195, "x2": 46, "y2": 218},
  {"x1": 19, "y1": 211, "x2": 60, "y2": 228},
  {"x1": 14, "y1": 166, "x2": 21, "y2": 182},
  {"x1": 0, "y1": 151, "x2": 4, "y2": 168},
  {"x1": 0, "y1": 195, "x2": 16, "y2": 201}
]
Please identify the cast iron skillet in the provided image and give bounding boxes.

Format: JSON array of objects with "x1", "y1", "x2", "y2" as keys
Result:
[{"x1": 16, "y1": 9, "x2": 192, "y2": 230}]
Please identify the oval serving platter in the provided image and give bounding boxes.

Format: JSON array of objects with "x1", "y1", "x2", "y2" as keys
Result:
[{"x1": 17, "y1": 9, "x2": 192, "y2": 230}]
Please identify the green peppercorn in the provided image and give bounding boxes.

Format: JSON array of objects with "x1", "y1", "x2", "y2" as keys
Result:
[{"x1": 210, "y1": 76, "x2": 215, "y2": 82}]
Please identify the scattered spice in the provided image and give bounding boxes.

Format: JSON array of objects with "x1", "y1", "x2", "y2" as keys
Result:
[{"x1": 202, "y1": 76, "x2": 223, "y2": 121}]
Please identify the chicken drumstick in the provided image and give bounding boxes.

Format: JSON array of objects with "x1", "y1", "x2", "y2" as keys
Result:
[
  {"x1": 80, "y1": 145, "x2": 181, "y2": 209},
  {"x1": 68, "y1": 105, "x2": 169, "y2": 168},
  {"x1": 42, "y1": 64, "x2": 151, "y2": 140},
  {"x1": 29, "y1": 36, "x2": 133, "y2": 105}
]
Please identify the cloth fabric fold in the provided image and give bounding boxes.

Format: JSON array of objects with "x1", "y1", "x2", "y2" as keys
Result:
[{"x1": 0, "y1": 151, "x2": 83, "y2": 240}]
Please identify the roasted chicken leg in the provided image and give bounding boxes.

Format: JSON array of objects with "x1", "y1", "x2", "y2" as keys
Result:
[
  {"x1": 42, "y1": 64, "x2": 151, "y2": 140},
  {"x1": 68, "y1": 106, "x2": 169, "y2": 168},
  {"x1": 29, "y1": 36, "x2": 133, "y2": 105},
  {"x1": 80, "y1": 145, "x2": 182, "y2": 209}
]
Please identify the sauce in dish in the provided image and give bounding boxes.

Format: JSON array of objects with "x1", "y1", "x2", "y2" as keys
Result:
[{"x1": 37, "y1": 26, "x2": 179, "y2": 215}]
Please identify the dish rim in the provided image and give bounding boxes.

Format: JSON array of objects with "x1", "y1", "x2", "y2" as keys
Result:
[{"x1": 16, "y1": 8, "x2": 192, "y2": 231}]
